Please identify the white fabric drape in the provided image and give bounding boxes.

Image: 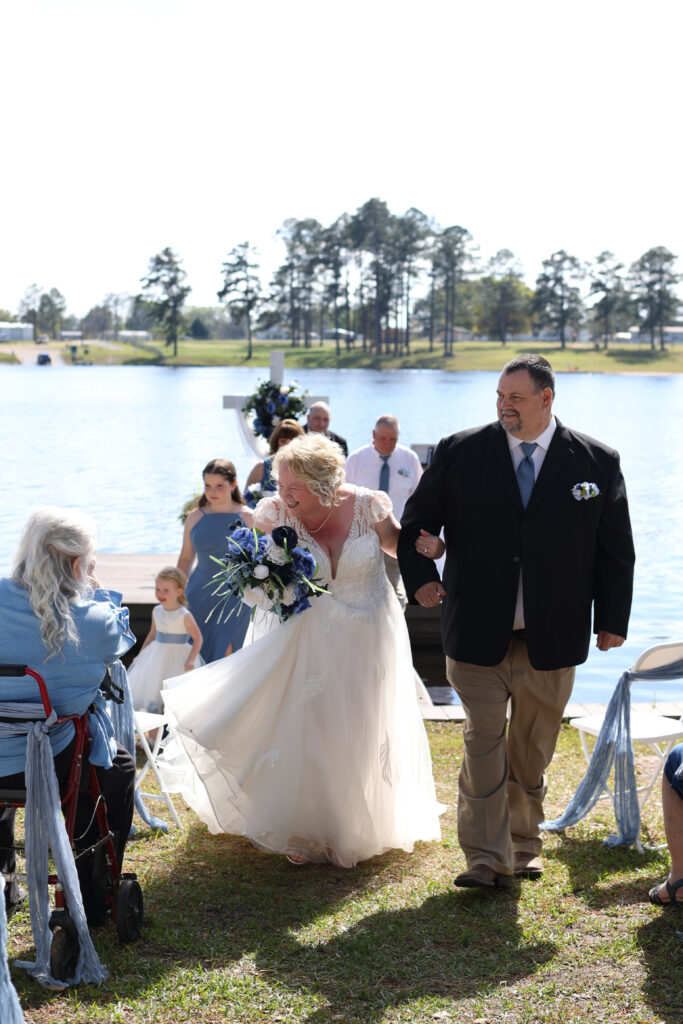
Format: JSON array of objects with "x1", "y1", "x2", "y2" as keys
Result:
[{"x1": 234, "y1": 409, "x2": 269, "y2": 460}]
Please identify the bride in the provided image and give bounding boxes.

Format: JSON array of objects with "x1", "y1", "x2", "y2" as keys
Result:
[{"x1": 161, "y1": 433, "x2": 443, "y2": 867}]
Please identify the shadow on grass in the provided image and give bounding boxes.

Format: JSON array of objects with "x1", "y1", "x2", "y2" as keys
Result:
[
  {"x1": 549, "y1": 834, "x2": 666, "y2": 905},
  {"x1": 636, "y1": 913, "x2": 683, "y2": 1023},
  {"x1": 547, "y1": 834, "x2": 683, "y2": 1023},
  {"x1": 13, "y1": 821, "x2": 555, "y2": 1020},
  {"x1": 271, "y1": 886, "x2": 554, "y2": 1023},
  {"x1": 604, "y1": 347, "x2": 672, "y2": 366}
]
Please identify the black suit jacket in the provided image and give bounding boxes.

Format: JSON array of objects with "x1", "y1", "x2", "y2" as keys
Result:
[
  {"x1": 398, "y1": 419, "x2": 635, "y2": 671},
  {"x1": 303, "y1": 425, "x2": 348, "y2": 457}
]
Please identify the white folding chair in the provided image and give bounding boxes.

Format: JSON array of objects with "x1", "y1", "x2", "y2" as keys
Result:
[
  {"x1": 569, "y1": 641, "x2": 683, "y2": 846},
  {"x1": 134, "y1": 710, "x2": 181, "y2": 829}
]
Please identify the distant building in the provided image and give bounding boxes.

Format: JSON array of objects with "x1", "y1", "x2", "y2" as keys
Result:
[
  {"x1": 0, "y1": 321, "x2": 33, "y2": 341},
  {"x1": 59, "y1": 330, "x2": 83, "y2": 341},
  {"x1": 436, "y1": 326, "x2": 474, "y2": 343},
  {"x1": 323, "y1": 328, "x2": 355, "y2": 342},
  {"x1": 626, "y1": 325, "x2": 683, "y2": 344},
  {"x1": 256, "y1": 327, "x2": 289, "y2": 340},
  {"x1": 103, "y1": 330, "x2": 152, "y2": 342}
]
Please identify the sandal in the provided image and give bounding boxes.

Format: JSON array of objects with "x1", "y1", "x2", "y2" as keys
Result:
[{"x1": 647, "y1": 877, "x2": 683, "y2": 908}]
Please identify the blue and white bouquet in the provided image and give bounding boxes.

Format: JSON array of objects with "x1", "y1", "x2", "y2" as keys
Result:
[
  {"x1": 243, "y1": 379, "x2": 307, "y2": 440},
  {"x1": 243, "y1": 480, "x2": 275, "y2": 509},
  {"x1": 208, "y1": 525, "x2": 328, "y2": 624}
]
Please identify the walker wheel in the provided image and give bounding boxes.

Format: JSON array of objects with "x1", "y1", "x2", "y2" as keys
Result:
[
  {"x1": 49, "y1": 910, "x2": 80, "y2": 983},
  {"x1": 115, "y1": 877, "x2": 144, "y2": 942}
]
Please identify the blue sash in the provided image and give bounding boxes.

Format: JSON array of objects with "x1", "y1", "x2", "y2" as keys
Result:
[{"x1": 156, "y1": 633, "x2": 190, "y2": 645}]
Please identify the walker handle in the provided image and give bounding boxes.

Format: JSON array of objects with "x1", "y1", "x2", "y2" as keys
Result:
[{"x1": 0, "y1": 665, "x2": 53, "y2": 716}]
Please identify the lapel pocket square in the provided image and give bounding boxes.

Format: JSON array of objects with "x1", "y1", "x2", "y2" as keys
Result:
[{"x1": 571, "y1": 481, "x2": 600, "y2": 501}]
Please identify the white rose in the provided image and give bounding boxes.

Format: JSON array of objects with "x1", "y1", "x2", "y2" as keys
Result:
[
  {"x1": 281, "y1": 584, "x2": 299, "y2": 605},
  {"x1": 241, "y1": 586, "x2": 276, "y2": 611},
  {"x1": 253, "y1": 564, "x2": 270, "y2": 580},
  {"x1": 271, "y1": 415, "x2": 281, "y2": 426},
  {"x1": 265, "y1": 538, "x2": 289, "y2": 565}
]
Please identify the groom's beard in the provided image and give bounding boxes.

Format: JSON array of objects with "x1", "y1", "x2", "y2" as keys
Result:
[{"x1": 499, "y1": 411, "x2": 522, "y2": 434}]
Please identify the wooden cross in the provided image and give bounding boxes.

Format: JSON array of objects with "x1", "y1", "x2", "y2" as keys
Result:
[{"x1": 222, "y1": 350, "x2": 327, "y2": 415}]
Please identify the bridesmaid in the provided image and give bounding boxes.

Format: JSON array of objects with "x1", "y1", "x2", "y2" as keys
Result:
[{"x1": 178, "y1": 459, "x2": 253, "y2": 662}]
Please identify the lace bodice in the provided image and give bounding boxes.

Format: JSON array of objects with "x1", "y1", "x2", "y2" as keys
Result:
[{"x1": 255, "y1": 487, "x2": 394, "y2": 614}]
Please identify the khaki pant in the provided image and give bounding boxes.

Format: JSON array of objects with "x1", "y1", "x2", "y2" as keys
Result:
[
  {"x1": 447, "y1": 636, "x2": 575, "y2": 875},
  {"x1": 383, "y1": 552, "x2": 407, "y2": 610}
]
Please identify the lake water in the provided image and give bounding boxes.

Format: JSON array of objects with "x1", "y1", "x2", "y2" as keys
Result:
[{"x1": 1, "y1": 362, "x2": 682, "y2": 705}]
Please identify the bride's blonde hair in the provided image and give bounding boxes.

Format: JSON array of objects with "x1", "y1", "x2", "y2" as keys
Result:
[
  {"x1": 12, "y1": 507, "x2": 97, "y2": 657},
  {"x1": 272, "y1": 433, "x2": 345, "y2": 508}
]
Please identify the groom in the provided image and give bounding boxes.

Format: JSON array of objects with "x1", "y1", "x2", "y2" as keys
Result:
[{"x1": 398, "y1": 354, "x2": 635, "y2": 888}]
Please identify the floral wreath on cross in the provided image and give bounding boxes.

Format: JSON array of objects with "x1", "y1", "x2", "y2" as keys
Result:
[{"x1": 243, "y1": 378, "x2": 308, "y2": 440}]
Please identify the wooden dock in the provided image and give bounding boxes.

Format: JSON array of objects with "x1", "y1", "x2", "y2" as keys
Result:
[{"x1": 96, "y1": 555, "x2": 683, "y2": 724}]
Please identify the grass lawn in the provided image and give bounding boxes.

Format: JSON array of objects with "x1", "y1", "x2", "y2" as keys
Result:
[
  {"x1": 8, "y1": 338, "x2": 683, "y2": 373},
  {"x1": 8, "y1": 725, "x2": 682, "y2": 1023},
  {"x1": 137, "y1": 338, "x2": 683, "y2": 373}
]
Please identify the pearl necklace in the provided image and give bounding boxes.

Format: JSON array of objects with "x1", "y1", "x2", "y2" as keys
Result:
[{"x1": 302, "y1": 505, "x2": 334, "y2": 535}]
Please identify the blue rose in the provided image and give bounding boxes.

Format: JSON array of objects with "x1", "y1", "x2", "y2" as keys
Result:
[
  {"x1": 226, "y1": 528, "x2": 255, "y2": 559},
  {"x1": 292, "y1": 548, "x2": 316, "y2": 577},
  {"x1": 266, "y1": 401, "x2": 276, "y2": 414}
]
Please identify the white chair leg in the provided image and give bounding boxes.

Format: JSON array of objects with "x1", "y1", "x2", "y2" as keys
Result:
[{"x1": 135, "y1": 716, "x2": 181, "y2": 829}]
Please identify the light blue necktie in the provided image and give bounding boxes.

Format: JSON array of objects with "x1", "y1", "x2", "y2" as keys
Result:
[
  {"x1": 379, "y1": 455, "x2": 390, "y2": 493},
  {"x1": 517, "y1": 442, "x2": 537, "y2": 509}
]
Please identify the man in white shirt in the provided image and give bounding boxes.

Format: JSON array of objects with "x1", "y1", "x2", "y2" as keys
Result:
[{"x1": 345, "y1": 415, "x2": 423, "y2": 607}]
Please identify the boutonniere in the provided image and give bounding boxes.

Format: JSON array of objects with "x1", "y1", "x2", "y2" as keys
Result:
[
  {"x1": 397, "y1": 468, "x2": 411, "y2": 478},
  {"x1": 571, "y1": 481, "x2": 600, "y2": 501}
]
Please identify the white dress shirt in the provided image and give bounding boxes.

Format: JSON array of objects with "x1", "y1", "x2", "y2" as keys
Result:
[
  {"x1": 507, "y1": 417, "x2": 557, "y2": 630},
  {"x1": 344, "y1": 443, "x2": 423, "y2": 521}
]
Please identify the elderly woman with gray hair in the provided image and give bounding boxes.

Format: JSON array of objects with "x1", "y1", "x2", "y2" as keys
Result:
[
  {"x1": 0, "y1": 508, "x2": 136, "y2": 925},
  {"x1": 163, "y1": 433, "x2": 443, "y2": 868}
]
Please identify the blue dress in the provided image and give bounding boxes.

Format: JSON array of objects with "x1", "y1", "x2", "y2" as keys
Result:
[
  {"x1": 244, "y1": 457, "x2": 277, "y2": 509},
  {"x1": 261, "y1": 457, "x2": 275, "y2": 492},
  {"x1": 186, "y1": 511, "x2": 250, "y2": 662}
]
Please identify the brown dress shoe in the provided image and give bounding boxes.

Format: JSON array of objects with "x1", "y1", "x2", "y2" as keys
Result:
[
  {"x1": 514, "y1": 852, "x2": 543, "y2": 879},
  {"x1": 454, "y1": 863, "x2": 511, "y2": 889}
]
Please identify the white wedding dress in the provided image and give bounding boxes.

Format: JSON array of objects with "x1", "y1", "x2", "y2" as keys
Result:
[{"x1": 161, "y1": 487, "x2": 442, "y2": 867}]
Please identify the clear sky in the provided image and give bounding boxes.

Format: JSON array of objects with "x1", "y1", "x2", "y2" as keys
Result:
[{"x1": 4, "y1": 0, "x2": 683, "y2": 317}]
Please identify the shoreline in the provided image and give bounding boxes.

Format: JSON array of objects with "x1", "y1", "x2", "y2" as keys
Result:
[{"x1": 4, "y1": 338, "x2": 683, "y2": 374}]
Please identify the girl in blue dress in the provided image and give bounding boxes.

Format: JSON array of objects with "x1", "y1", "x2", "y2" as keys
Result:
[{"x1": 178, "y1": 459, "x2": 253, "y2": 662}]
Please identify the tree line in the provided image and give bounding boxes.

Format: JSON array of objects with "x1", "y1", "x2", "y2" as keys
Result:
[{"x1": 6, "y1": 198, "x2": 681, "y2": 358}]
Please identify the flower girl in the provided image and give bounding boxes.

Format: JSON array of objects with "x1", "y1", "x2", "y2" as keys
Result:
[{"x1": 128, "y1": 567, "x2": 203, "y2": 713}]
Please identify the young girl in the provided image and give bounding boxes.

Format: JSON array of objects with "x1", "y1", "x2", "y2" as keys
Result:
[
  {"x1": 128, "y1": 567, "x2": 203, "y2": 713},
  {"x1": 178, "y1": 458, "x2": 253, "y2": 662}
]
